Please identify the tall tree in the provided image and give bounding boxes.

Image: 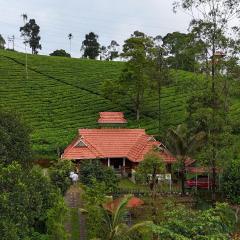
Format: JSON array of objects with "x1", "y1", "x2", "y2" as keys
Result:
[
  {"x1": 68, "y1": 33, "x2": 73, "y2": 56},
  {"x1": 81, "y1": 32, "x2": 100, "y2": 59},
  {"x1": 166, "y1": 124, "x2": 205, "y2": 195},
  {"x1": 136, "y1": 150, "x2": 165, "y2": 223},
  {"x1": 174, "y1": 0, "x2": 240, "y2": 205},
  {"x1": 162, "y1": 31, "x2": 204, "y2": 72},
  {"x1": 107, "y1": 40, "x2": 119, "y2": 60},
  {"x1": 0, "y1": 111, "x2": 32, "y2": 167},
  {"x1": 20, "y1": 18, "x2": 42, "y2": 54},
  {"x1": 121, "y1": 31, "x2": 154, "y2": 120},
  {"x1": 0, "y1": 34, "x2": 6, "y2": 49},
  {"x1": 149, "y1": 36, "x2": 169, "y2": 135}
]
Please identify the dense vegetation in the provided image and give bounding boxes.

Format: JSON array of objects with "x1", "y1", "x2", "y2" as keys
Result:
[{"x1": 1, "y1": 49, "x2": 239, "y2": 159}]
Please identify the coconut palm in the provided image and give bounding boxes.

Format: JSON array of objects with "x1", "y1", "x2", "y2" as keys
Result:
[
  {"x1": 101, "y1": 195, "x2": 152, "y2": 240},
  {"x1": 68, "y1": 33, "x2": 73, "y2": 56},
  {"x1": 166, "y1": 124, "x2": 205, "y2": 195}
]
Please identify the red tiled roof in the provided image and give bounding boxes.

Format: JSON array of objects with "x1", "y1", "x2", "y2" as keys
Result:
[
  {"x1": 98, "y1": 112, "x2": 127, "y2": 124},
  {"x1": 62, "y1": 128, "x2": 176, "y2": 163},
  {"x1": 103, "y1": 196, "x2": 144, "y2": 213}
]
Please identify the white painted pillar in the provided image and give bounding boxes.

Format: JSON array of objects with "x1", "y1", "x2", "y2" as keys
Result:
[
  {"x1": 107, "y1": 158, "x2": 110, "y2": 167},
  {"x1": 123, "y1": 158, "x2": 126, "y2": 175},
  {"x1": 123, "y1": 158, "x2": 126, "y2": 167}
]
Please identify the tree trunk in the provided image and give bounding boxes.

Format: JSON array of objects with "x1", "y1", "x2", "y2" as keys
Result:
[
  {"x1": 136, "y1": 108, "x2": 140, "y2": 121},
  {"x1": 181, "y1": 167, "x2": 186, "y2": 196},
  {"x1": 210, "y1": 17, "x2": 217, "y2": 207},
  {"x1": 158, "y1": 80, "x2": 161, "y2": 136}
]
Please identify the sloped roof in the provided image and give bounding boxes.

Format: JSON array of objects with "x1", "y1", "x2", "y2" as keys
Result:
[
  {"x1": 62, "y1": 128, "x2": 176, "y2": 163},
  {"x1": 98, "y1": 112, "x2": 127, "y2": 124}
]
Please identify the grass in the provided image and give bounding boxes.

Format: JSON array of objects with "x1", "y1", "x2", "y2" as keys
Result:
[
  {"x1": 0, "y1": 49, "x2": 240, "y2": 159},
  {"x1": 70, "y1": 208, "x2": 80, "y2": 240},
  {"x1": 118, "y1": 178, "x2": 181, "y2": 193}
]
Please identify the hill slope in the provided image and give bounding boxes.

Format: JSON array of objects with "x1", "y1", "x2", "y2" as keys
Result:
[{"x1": 0, "y1": 50, "x2": 239, "y2": 159}]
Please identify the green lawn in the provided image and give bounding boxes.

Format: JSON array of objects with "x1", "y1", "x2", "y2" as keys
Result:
[{"x1": 118, "y1": 178, "x2": 181, "y2": 193}]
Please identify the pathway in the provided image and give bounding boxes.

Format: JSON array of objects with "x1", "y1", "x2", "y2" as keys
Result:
[{"x1": 65, "y1": 185, "x2": 87, "y2": 240}]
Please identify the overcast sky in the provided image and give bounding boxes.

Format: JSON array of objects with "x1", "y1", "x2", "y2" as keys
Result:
[{"x1": 0, "y1": 0, "x2": 192, "y2": 57}]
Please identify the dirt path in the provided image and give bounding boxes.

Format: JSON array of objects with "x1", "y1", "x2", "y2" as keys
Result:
[{"x1": 65, "y1": 185, "x2": 87, "y2": 240}]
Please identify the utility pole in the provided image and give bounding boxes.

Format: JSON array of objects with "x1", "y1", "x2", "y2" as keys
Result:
[{"x1": 21, "y1": 13, "x2": 28, "y2": 80}]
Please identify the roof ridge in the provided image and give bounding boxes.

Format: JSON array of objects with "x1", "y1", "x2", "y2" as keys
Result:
[
  {"x1": 127, "y1": 134, "x2": 149, "y2": 161},
  {"x1": 82, "y1": 137, "x2": 104, "y2": 158}
]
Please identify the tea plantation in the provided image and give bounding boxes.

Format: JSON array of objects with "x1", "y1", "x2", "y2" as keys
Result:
[{"x1": 0, "y1": 49, "x2": 239, "y2": 159}]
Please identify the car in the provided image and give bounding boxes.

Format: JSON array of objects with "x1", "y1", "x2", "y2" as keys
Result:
[{"x1": 185, "y1": 175, "x2": 213, "y2": 189}]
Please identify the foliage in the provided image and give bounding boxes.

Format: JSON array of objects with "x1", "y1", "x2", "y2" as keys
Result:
[
  {"x1": 107, "y1": 40, "x2": 119, "y2": 60},
  {"x1": 84, "y1": 188, "x2": 153, "y2": 240},
  {"x1": 153, "y1": 202, "x2": 235, "y2": 239},
  {"x1": 166, "y1": 124, "x2": 205, "y2": 195},
  {"x1": 50, "y1": 49, "x2": 71, "y2": 58},
  {"x1": 79, "y1": 160, "x2": 118, "y2": 192},
  {"x1": 83, "y1": 179, "x2": 108, "y2": 239},
  {"x1": 49, "y1": 159, "x2": 73, "y2": 195},
  {"x1": 222, "y1": 158, "x2": 240, "y2": 204},
  {"x1": 119, "y1": 31, "x2": 154, "y2": 120},
  {"x1": 0, "y1": 34, "x2": 6, "y2": 49},
  {"x1": 46, "y1": 195, "x2": 68, "y2": 240},
  {"x1": 136, "y1": 149, "x2": 165, "y2": 193},
  {"x1": 0, "y1": 162, "x2": 67, "y2": 239},
  {"x1": 0, "y1": 110, "x2": 32, "y2": 167},
  {"x1": 81, "y1": 32, "x2": 100, "y2": 59},
  {"x1": 20, "y1": 19, "x2": 42, "y2": 54},
  {"x1": 162, "y1": 31, "x2": 203, "y2": 72}
]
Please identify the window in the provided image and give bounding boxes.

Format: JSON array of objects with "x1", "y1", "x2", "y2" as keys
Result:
[{"x1": 75, "y1": 140, "x2": 87, "y2": 147}]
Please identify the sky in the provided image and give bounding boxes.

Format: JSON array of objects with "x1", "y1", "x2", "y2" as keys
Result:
[{"x1": 0, "y1": 0, "x2": 192, "y2": 57}]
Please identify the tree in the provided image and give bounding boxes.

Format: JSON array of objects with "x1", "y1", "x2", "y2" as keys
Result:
[
  {"x1": 81, "y1": 32, "x2": 100, "y2": 59},
  {"x1": 0, "y1": 110, "x2": 32, "y2": 167},
  {"x1": 100, "y1": 45, "x2": 108, "y2": 60},
  {"x1": 68, "y1": 33, "x2": 73, "y2": 55},
  {"x1": 120, "y1": 31, "x2": 154, "y2": 120},
  {"x1": 49, "y1": 159, "x2": 73, "y2": 195},
  {"x1": 222, "y1": 158, "x2": 240, "y2": 204},
  {"x1": 49, "y1": 49, "x2": 71, "y2": 57},
  {"x1": 102, "y1": 196, "x2": 152, "y2": 240},
  {"x1": 136, "y1": 150, "x2": 165, "y2": 223},
  {"x1": 136, "y1": 150, "x2": 165, "y2": 199},
  {"x1": 0, "y1": 162, "x2": 68, "y2": 239},
  {"x1": 84, "y1": 189, "x2": 152, "y2": 240},
  {"x1": 166, "y1": 124, "x2": 205, "y2": 195},
  {"x1": 79, "y1": 160, "x2": 118, "y2": 192},
  {"x1": 20, "y1": 18, "x2": 42, "y2": 54},
  {"x1": 107, "y1": 40, "x2": 119, "y2": 60},
  {"x1": 162, "y1": 31, "x2": 203, "y2": 72},
  {"x1": 174, "y1": 0, "x2": 240, "y2": 205},
  {"x1": 153, "y1": 202, "x2": 235, "y2": 239},
  {"x1": 0, "y1": 34, "x2": 6, "y2": 49},
  {"x1": 149, "y1": 36, "x2": 169, "y2": 135}
]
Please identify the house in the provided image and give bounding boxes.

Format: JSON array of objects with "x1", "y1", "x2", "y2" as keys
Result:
[{"x1": 62, "y1": 112, "x2": 176, "y2": 175}]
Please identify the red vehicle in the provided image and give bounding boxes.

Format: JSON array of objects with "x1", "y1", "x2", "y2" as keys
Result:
[{"x1": 185, "y1": 176, "x2": 213, "y2": 189}]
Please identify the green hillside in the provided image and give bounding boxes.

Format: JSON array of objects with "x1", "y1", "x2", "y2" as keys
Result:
[{"x1": 0, "y1": 49, "x2": 239, "y2": 159}]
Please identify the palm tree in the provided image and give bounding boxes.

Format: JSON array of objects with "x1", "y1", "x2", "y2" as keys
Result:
[
  {"x1": 68, "y1": 33, "x2": 73, "y2": 56},
  {"x1": 99, "y1": 196, "x2": 152, "y2": 240},
  {"x1": 166, "y1": 124, "x2": 205, "y2": 195}
]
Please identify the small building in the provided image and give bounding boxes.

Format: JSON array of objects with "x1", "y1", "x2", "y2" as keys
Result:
[{"x1": 62, "y1": 112, "x2": 176, "y2": 174}]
